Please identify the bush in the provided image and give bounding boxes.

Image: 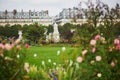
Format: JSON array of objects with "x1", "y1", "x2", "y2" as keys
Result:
[{"x1": 0, "y1": 43, "x2": 29, "y2": 80}]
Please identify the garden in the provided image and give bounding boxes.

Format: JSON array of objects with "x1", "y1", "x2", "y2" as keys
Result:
[{"x1": 0, "y1": 1, "x2": 120, "y2": 80}]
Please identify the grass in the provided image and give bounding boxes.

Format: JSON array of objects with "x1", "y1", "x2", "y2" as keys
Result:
[{"x1": 25, "y1": 46, "x2": 77, "y2": 66}]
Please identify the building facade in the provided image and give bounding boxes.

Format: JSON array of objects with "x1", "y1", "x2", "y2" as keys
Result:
[
  {"x1": 58, "y1": 7, "x2": 85, "y2": 19},
  {"x1": 0, "y1": 10, "x2": 53, "y2": 26},
  {"x1": 54, "y1": 7, "x2": 87, "y2": 25},
  {"x1": 0, "y1": 10, "x2": 50, "y2": 19}
]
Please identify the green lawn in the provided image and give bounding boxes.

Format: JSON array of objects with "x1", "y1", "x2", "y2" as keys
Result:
[{"x1": 25, "y1": 46, "x2": 77, "y2": 66}]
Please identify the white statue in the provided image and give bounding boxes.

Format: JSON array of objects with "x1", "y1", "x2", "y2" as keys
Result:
[
  {"x1": 18, "y1": 30, "x2": 22, "y2": 39},
  {"x1": 53, "y1": 22, "x2": 60, "y2": 43}
]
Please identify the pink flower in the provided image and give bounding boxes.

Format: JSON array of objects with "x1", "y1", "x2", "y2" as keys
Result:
[
  {"x1": 82, "y1": 49, "x2": 88, "y2": 55},
  {"x1": 15, "y1": 39, "x2": 21, "y2": 44},
  {"x1": 95, "y1": 35, "x2": 101, "y2": 40},
  {"x1": 90, "y1": 39, "x2": 96, "y2": 46},
  {"x1": 114, "y1": 39, "x2": 120, "y2": 45},
  {"x1": 77, "y1": 56, "x2": 83, "y2": 63},
  {"x1": 11, "y1": 43, "x2": 14, "y2": 48},
  {"x1": 92, "y1": 47, "x2": 96, "y2": 53},
  {"x1": 116, "y1": 44, "x2": 120, "y2": 50},
  {"x1": 5, "y1": 44, "x2": 12, "y2": 51},
  {"x1": 96, "y1": 56, "x2": 102, "y2": 61},
  {"x1": 16, "y1": 45, "x2": 21, "y2": 50},
  {"x1": 111, "y1": 61, "x2": 115, "y2": 67},
  {"x1": 25, "y1": 44, "x2": 29, "y2": 48},
  {"x1": 0, "y1": 43, "x2": 5, "y2": 49}
]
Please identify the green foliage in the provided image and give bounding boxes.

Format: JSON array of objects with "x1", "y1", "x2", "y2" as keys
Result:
[
  {"x1": 46, "y1": 25, "x2": 53, "y2": 34},
  {"x1": 0, "y1": 43, "x2": 27, "y2": 80},
  {"x1": 0, "y1": 24, "x2": 21, "y2": 38},
  {"x1": 59, "y1": 23, "x2": 76, "y2": 43},
  {"x1": 24, "y1": 22, "x2": 45, "y2": 44}
]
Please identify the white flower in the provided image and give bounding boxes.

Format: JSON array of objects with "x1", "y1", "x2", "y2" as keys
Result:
[
  {"x1": 53, "y1": 62, "x2": 56, "y2": 66},
  {"x1": 62, "y1": 47, "x2": 66, "y2": 51},
  {"x1": 96, "y1": 56, "x2": 102, "y2": 61},
  {"x1": 97, "y1": 73, "x2": 102, "y2": 77},
  {"x1": 101, "y1": 33, "x2": 103, "y2": 36},
  {"x1": 48, "y1": 59, "x2": 51, "y2": 63},
  {"x1": 34, "y1": 53, "x2": 37, "y2": 57},
  {"x1": 17, "y1": 54, "x2": 20, "y2": 58},
  {"x1": 24, "y1": 62, "x2": 29, "y2": 73},
  {"x1": 5, "y1": 56, "x2": 12, "y2": 61},
  {"x1": 101, "y1": 37, "x2": 105, "y2": 41},
  {"x1": 42, "y1": 61, "x2": 45, "y2": 65},
  {"x1": 90, "y1": 60, "x2": 95, "y2": 64},
  {"x1": 57, "y1": 50, "x2": 60, "y2": 55}
]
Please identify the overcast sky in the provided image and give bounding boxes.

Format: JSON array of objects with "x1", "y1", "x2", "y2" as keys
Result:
[{"x1": 0, "y1": 0, "x2": 120, "y2": 16}]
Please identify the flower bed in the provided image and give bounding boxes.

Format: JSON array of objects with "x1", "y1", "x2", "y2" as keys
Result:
[{"x1": 0, "y1": 34, "x2": 120, "y2": 80}]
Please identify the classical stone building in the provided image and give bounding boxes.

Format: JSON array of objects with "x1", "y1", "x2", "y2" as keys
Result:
[
  {"x1": 55, "y1": 7, "x2": 86, "y2": 25},
  {"x1": 0, "y1": 10, "x2": 53, "y2": 26},
  {"x1": 0, "y1": 10, "x2": 50, "y2": 19},
  {"x1": 58, "y1": 7, "x2": 85, "y2": 19}
]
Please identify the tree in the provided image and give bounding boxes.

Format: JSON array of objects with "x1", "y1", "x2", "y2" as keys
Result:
[
  {"x1": 59, "y1": 23, "x2": 75, "y2": 43},
  {"x1": 24, "y1": 22, "x2": 45, "y2": 44},
  {"x1": 84, "y1": 0, "x2": 105, "y2": 28},
  {"x1": 46, "y1": 25, "x2": 53, "y2": 35}
]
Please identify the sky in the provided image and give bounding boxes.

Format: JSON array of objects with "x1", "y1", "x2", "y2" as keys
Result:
[{"x1": 0, "y1": 0, "x2": 120, "y2": 16}]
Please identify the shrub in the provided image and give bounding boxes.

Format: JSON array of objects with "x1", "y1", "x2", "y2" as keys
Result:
[{"x1": 0, "y1": 43, "x2": 28, "y2": 80}]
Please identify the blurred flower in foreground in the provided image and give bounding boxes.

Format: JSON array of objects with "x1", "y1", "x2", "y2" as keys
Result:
[
  {"x1": 57, "y1": 50, "x2": 60, "y2": 55},
  {"x1": 114, "y1": 39, "x2": 119, "y2": 45},
  {"x1": 5, "y1": 56, "x2": 12, "y2": 61},
  {"x1": 16, "y1": 45, "x2": 21, "y2": 50},
  {"x1": 62, "y1": 47, "x2": 66, "y2": 51},
  {"x1": 111, "y1": 61, "x2": 115, "y2": 67},
  {"x1": 0, "y1": 43, "x2": 5, "y2": 49},
  {"x1": 5, "y1": 44, "x2": 12, "y2": 51},
  {"x1": 11, "y1": 43, "x2": 14, "y2": 48},
  {"x1": 82, "y1": 49, "x2": 88, "y2": 55},
  {"x1": 24, "y1": 62, "x2": 29, "y2": 73},
  {"x1": 90, "y1": 60, "x2": 95, "y2": 64},
  {"x1": 97, "y1": 73, "x2": 102, "y2": 77},
  {"x1": 92, "y1": 47, "x2": 96, "y2": 53},
  {"x1": 42, "y1": 61, "x2": 45, "y2": 65},
  {"x1": 53, "y1": 62, "x2": 56, "y2": 66},
  {"x1": 90, "y1": 39, "x2": 96, "y2": 46},
  {"x1": 96, "y1": 56, "x2": 102, "y2": 61},
  {"x1": 95, "y1": 34, "x2": 101, "y2": 40},
  {"x1": 17, "y1": 54, "x2": 20, "y2": 58},
  {"x1": 25, "y1": 43, "x2": 29, "y2": 48},
  {"x1": 77, "y1": 56, "x2": 83, "y2": 63},
  {"x1": 116, "y1": 44, "x2": 120, "y2": 50},
  {"x1": 48, "y1": 59, "x2": 51, "y2": 63},
  {"x1": 0, "y1": 47, "x2": 3, "y2": 56},
  {"x1": 34, "y1": 53, "x2": 37, "y2": 57}
]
